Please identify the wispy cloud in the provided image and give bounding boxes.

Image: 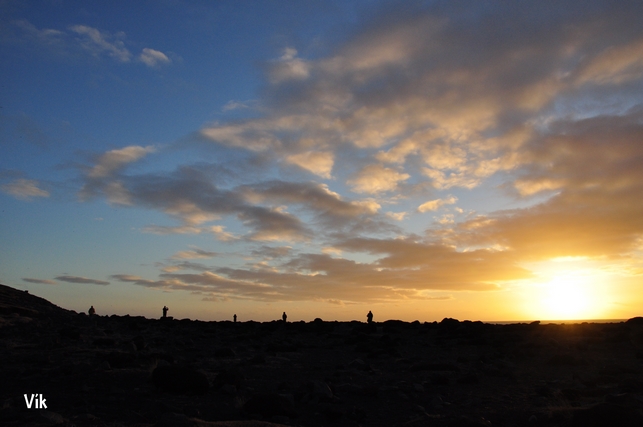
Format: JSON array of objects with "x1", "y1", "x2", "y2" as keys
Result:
[
  {"x1": 23, "y1": 278, "x2": 57, "y2": 285},
  {"x1": 1, "y1": 179, "x2": 49, "y2": 200},
  {"x1": 418, "y1": 195, "x2": 458, "y2": 213},
  {"x1": 171, "y1": 247, "x2": 218, "y2": 260},
  {"x1": 69, "y1": 25, "x2": 132, "y2": 62},
  {"x1": 139, "y1": 48, "x2": 171, "y2": 67},
  {"x1": 11, "y1": 20, "x2": 172, "y2": 66},
  {"x1": 55, "y1": 275, "x2": 110, "y2": 285}
]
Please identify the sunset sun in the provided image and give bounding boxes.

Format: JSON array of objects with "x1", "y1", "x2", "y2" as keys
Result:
[{"x1": 538, "y1": 272, "x2": 601, "y2": 320}]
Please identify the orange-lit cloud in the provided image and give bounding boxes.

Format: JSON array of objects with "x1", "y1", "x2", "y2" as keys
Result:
[{"x1": 78, "y1": 1, "x2": 643, "y2": 309}]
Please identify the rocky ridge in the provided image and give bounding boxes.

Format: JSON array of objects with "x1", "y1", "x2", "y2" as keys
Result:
[{"x1": 1, "y1": 284, "x2": 643, "y2": 426}]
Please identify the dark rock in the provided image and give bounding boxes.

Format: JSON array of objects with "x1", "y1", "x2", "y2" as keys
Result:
[
  {"x1": 440, "y1": 317, "x2": 460, "y2": 328},
  {"x1": 213, "y1": 367, "x2": 244, "y2": 389},
  {"x1": 214, "y1": 347, "x2": 237, "y2": 358},
  {"x1": 429, "y1": 374, "x2": 450, "y2": 385},
  {"x1": 545, "y1": 353, "x2": 586, "y2": 366},
  {"x1": 410, "y1": 361, "x2": 461, "y2": 372},
  {"x1": 456, "y1": 373, "x2": 479, "y2": 384},
  {"x1": 106, "y1": 351, "x2": 137, "y2": 369},
  {"x1": 5, "y1": 283, "x2": 643, "y2": 427},
  {"x1": 153, "y1": 412, "x2": 193, "y2": 427},
  {"x1": 132, "y1": 335, "x2": 146, "y2": 351},
  {"x1": 571, "y1": 402, "x2": 643, "y2": 427},
  {"x1": 448, "y1": 416, "x2": 492, "y2": 426},
  {"x1": 59, "y1": 326, "x2": 81, "y2": 340},
  {"x1": 30, "y1": 410, "x2": 65, "y2": 425},
  {"x1": 266, "y1": 341, "x2": 299, "y2": 352},
  {"x1": 93, "y1": 337, "x2": 116, "y2": 347},
  {"x1": 152, "y1": 365, "x2": 209, "y2": 395},
  {"x1": 248, "y1": 353, "x2": 266, "y2": 364},
  {"x1": 319, "y1": 402, "x2": 344, "y2": 421},
  {"x1": 299, "y1": 380, "x2": 333, "y2": 402},
  {"x1": 242, "y1": 393, "x2": 296, "y2": 418},
  {"x1": 348, "y1": 358, "x2": 370, "y2": 371}
]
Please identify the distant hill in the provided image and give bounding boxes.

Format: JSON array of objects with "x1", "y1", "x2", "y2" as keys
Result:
[{"x1": 0, "y1": 283, "x2": 72, "y2": 318}]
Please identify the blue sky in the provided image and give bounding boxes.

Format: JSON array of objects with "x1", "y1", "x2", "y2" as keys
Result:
[{"x1": 2, "y1": 0, "x2": 643, "y2": 322}]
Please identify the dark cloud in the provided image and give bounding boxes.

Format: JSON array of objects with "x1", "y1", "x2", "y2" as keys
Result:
[
  {"x1": 55, "y1": 275, "x2": 110, "y2": 285},
  {"x1": 250, "y1": 245, "x2": 293, "y2": 259},
  {"x1": 22, "y1": 278, "x2": 57, "y2": 285}
]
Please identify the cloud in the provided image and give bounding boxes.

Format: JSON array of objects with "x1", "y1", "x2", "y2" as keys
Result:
[
  {"x1": 11, "y1": 20, "x2": 173, "y2": 68},
  {"x1": 142, "y1": 225, "x2": 202, "y2": 235},
  {"x1": 22, "y1": 278, "x2": 57, "y2": 285},
  {"x1": 75, "y1": 1, "x2": 643, "y2": 306},
  {"x1": 223, "y1": 100, "x2": 256, "y2": 111},
  {"x1": 285, "y1": 151, "x2": 334, "y2": 178},
  {"x1": 239, "y1": 205, "x2": 312, "y2": 242},
  {"x1": 270, "y1": 48, "x2": 311, "y2": 83},
  {"x1": 69, "y1": 25, "x2": 132, "y2": 62},
  {"x1": 139, "y1": 48, "x2": 171, "y2": 67},
  {"x1": 195, "y1": 0, "x2": 643, "y2": 201},
  {"x1": 79, "y1": 145, "x2": 155, "y2": 202},
  {"x1": 171, "y1": 247, "x2": 218, "y2": 259},
  {"x1": 386, "y1": 211, "x2": 408, "y2": 221},
  {"x1": 143, "y1": 224, "x2": 237, "y2": 241},
  {"x1": 55, "y1": 275, "x2": 110, "y2": 285},
  {"x1": 454, "y1": 110, "x2": 643, "y2": 260},
  {"x1": 12, "y1": 20, "x2": 64, "y2": 42},
  {"x1": 243, "y1": 180, "x2": 380, "y2": 217},
  {"x1": 575, "y1": 39, "x2": 643, "y2": 86},
  {"x1": 87, "y1": 145, "x2": 156, "y2": 179},
  {"x1": 113, "y1": 235, "x2": 531, "y2": 304},
  {"x1": 348, "y1": 164, "x2": 410, "y2": 194},
  {"x1": 251, "y1": 245, "x2": 293, "y2": 259},
  {"x1": 1, "y1": 179, "x2": 49, "y2": 200},
  {"x1": 418, "y1": 195, "x2": 457, "y2": 213}
]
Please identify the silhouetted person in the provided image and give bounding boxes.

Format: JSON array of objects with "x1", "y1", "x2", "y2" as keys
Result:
[
  {"x1": 282, "y1": 312, "x2": 287, "y2": 322},
  {"x1": 88, "y1": 306, "x2": 95, "y2": 316},
  {"x1": 367, "y1": 310, "x2": 373, "y2": 324},
  {"x1": 233, "y1": 314, "x2": 237, "y2": 323},
  {"x1": 162, "y1": 306, "x2": 168, "y2": 318}
]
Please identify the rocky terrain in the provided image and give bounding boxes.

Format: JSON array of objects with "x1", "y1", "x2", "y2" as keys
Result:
[{"x1": 1, "y1": 283, "x2": 643, "y2": 427}]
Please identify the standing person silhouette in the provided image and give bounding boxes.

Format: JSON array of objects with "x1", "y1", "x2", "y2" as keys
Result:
[
  {"x1": 367, "y1": 310, "x2": 373, "y2": 324},
  {"x1": 282, "y1": 312, "x2": 287, "y2": 322},
  {"x1": 88, "y1": 306, "x2": 95, "y2": 316},
  {"x1": 233, "y1": 314, "x2": 237, "y2": 323},
  {"x1": 162, "y1": 306, "x2": 169, "y2": 318}
]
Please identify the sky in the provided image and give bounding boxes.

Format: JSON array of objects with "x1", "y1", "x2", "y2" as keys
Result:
[{"x1": 2, "y1": 0, "x2": 643, "y2": 322}]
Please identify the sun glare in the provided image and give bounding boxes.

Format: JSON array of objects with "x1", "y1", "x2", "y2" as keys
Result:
[
  {"x1": 515, "y1": 257, "x2": 620, "y2": 321},
  {"x1": 538, "y1": 272, "x2": 600, "y2": 320},
  {"x1": 543, "y1": 274, "x2": 591, "y2": 320}
]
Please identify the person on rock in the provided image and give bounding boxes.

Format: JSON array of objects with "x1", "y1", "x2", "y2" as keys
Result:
[
  {"x1": 282, "y1": 312, "x2": 287, "y2": 322},
  {"x1": 233, "y1": 314, "x2": 237, "y2": 323},
  {"x1": 367, "y1": 310, "x2": 373, "y2": 324},
  {"x1": 162, "y1": 306, "x2": 169, "y2": 318},
  {"x1": 88, "y1": 306, "x2": 96, "y2": 316}
]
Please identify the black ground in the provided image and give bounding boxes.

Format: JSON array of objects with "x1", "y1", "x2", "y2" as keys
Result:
[{"x1": 1, "y1": 283, "x2": 643, "y2": 427}]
